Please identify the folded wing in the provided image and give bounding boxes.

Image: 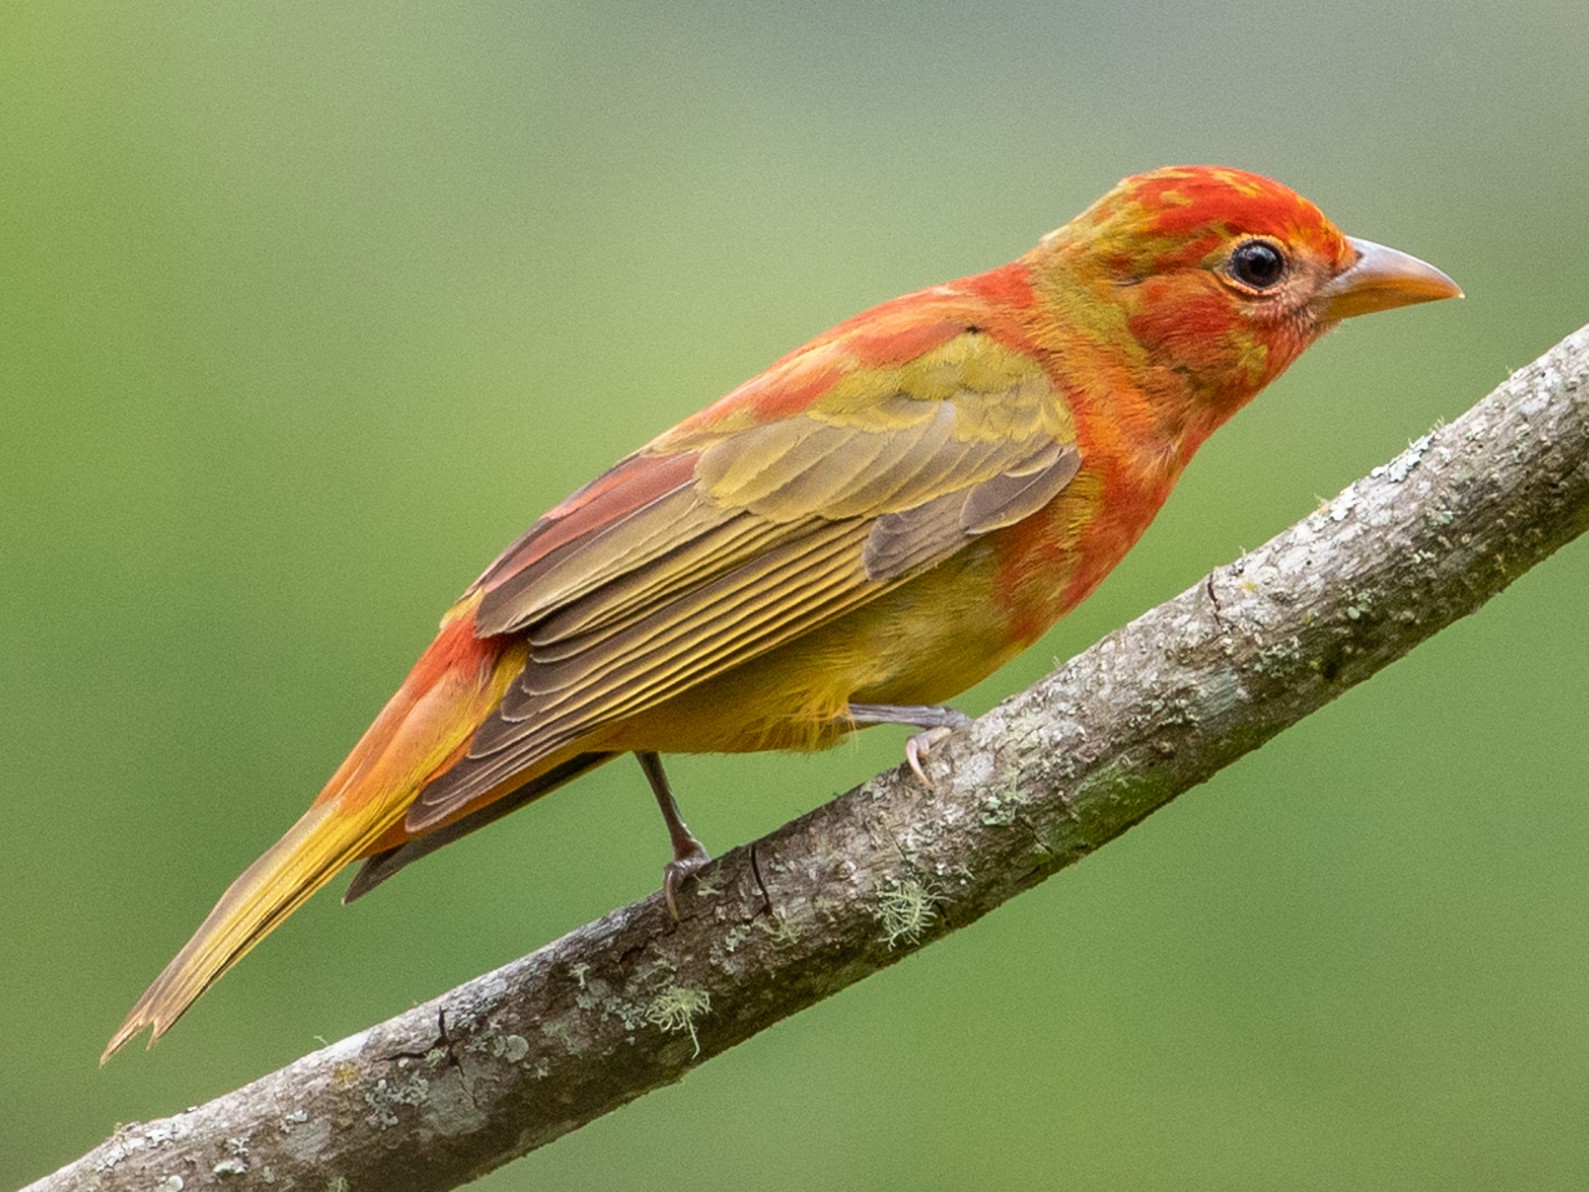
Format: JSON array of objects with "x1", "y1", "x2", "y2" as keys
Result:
[{"x1": 413, "y1": 309, "x2": 1079, "y2": 832}]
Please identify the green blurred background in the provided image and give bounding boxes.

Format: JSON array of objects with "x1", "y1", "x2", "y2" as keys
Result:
[{"x1": 4, "y1": 2, "x2": 1588, "y2": 1188}]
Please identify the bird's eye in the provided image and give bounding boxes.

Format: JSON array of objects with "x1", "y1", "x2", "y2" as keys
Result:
[{"x1": 1227, "y1": 239, "x2": 1287, "y2": 290}]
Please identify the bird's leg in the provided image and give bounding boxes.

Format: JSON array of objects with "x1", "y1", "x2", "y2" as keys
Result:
[
  {"x1": 847, "y1": 703, "x2": 973, "y2": 785},
  {"x1": 635, "y1": 750, "x2": 711, "y2": 920}
]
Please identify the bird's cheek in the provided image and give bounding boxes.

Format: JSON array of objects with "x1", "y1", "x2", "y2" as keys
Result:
[
  {"x1": 1126, "y1": 290, "x2": 1237, "y2": 362},
  {"x1": 1244, "y1": 318, "x2": 1315, "y2": 390}
]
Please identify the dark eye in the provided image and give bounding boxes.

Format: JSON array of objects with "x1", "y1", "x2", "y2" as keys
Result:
[{"x1": 1227, "y1": 240, "x2": 1287, "y2": 290}]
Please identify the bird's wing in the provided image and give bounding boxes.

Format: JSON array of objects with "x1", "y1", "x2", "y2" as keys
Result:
[{"x1": 411, "y1": 276, "x2": 1077, "y2": 830}]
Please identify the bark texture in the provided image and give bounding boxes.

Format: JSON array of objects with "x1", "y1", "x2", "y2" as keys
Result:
[{"x1": 31, "y1": 324, "x2": 1589, "y2": 1192}]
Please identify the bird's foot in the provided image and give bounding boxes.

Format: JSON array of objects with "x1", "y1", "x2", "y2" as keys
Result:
[
  {"x1": 905, "y1": 726, "x2": 959, "y2": 785},
  {"x1": 663, "y1": 842, "x2": 713, "y2": 921},
  {"x1": 635, "y1": 750, "x2": 714, "y2": 920},
  {"x1": 847, "y1": 703, "x2": 972, "y2": 786}
]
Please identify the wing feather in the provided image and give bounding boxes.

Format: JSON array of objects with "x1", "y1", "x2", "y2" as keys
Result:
[
  {"x1": 412, "y1": 319, "x2": 1082, "y2": 832},
  {"x1": 529, "y1": 514, "x2": 789, "y2": 652},
  {"x1": 420, "y1": 533, "x2": 873, "y2": 816},
  {"x1": 959, "y1": 441, "x2": 1082, "y2": 533},
  {"x1": 457, "y1": 520, "x2": 865, "y2": 757}
]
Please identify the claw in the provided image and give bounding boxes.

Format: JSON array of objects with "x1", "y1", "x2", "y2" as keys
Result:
[
  {"x1": 663, "y1": 846, "x2": 712, "y2": 921},
  {"x1": 905, "y1": 725, "x2": 956, "y2": 786},
  {"x1": 846, "y1": 704, "x2": 969, "y2": 786}
]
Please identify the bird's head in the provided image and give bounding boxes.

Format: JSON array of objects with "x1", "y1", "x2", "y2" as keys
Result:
[{"x1": 1033, "y1": 165, "x2": 1460, "y2": 419}]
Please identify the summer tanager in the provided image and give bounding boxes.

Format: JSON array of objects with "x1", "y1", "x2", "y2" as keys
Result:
[{"x1": 105, "y1": 165, "x2": 1460, "y2": 1060}]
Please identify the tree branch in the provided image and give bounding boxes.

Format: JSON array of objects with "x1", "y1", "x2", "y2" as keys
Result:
[{"x1": 34, "y1": 324, "x2": 1589, "y2": 1192}]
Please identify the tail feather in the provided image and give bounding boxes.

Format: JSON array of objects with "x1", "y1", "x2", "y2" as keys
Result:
[
  {"x1": 101, "y1": 800, "x2": 403, "y2": 1062},
  {"x1": 103, "y1": 594, "x2": 527, "y2": 1062}
]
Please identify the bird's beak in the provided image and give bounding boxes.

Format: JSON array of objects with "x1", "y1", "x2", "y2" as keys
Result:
[{"x1": 1317, "y1": 237, "x2": 1463, "y2": 320}]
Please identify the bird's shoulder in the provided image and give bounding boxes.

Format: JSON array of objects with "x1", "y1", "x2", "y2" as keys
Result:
[{"x1": 654, "y1": 261, "x2": 1071, "y2": 450}]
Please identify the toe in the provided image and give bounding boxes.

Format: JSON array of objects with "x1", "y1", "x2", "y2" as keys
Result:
[
  {"x1": 662, "y1": 850, "x2": 713, "y2": 920},
  {"x1": 905, "y1": 725, "x2": 955, "y2": 786}
]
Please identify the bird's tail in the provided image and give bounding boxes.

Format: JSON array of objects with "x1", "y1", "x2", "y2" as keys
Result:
[
  {"x1": 103, "y1": 596, "x2": 526, "y2": 1062},
  {"x1": 100, "y1": 799, "x2": 387, "y2": 1062}
]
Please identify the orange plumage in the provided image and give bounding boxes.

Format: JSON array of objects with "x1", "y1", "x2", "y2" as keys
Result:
[{"x1": 105, "y1": 165, "x2": 1459, "y2": 1060}]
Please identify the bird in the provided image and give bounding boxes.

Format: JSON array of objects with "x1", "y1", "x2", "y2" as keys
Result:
[{"x1": 103, "y1": 165, "x2": 1460, "y2": 1060}]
